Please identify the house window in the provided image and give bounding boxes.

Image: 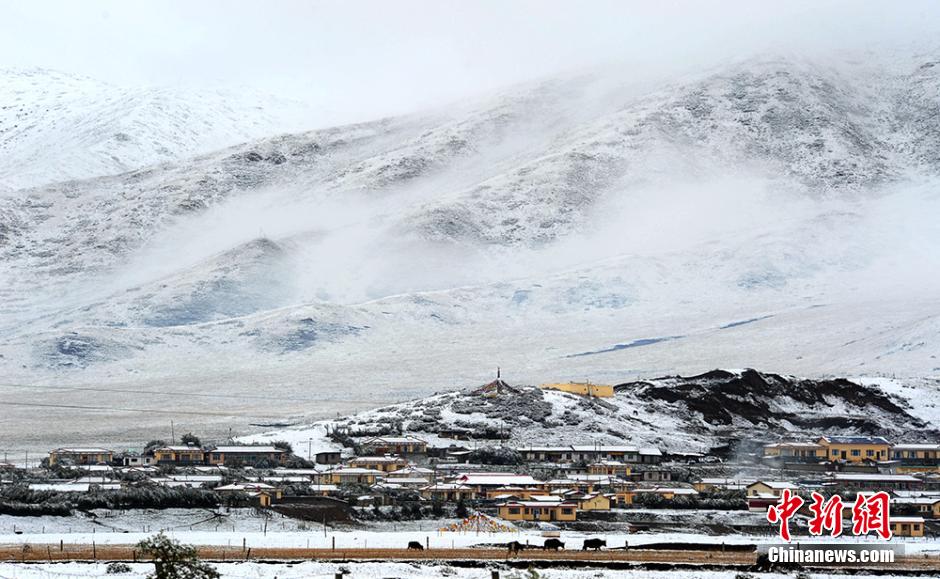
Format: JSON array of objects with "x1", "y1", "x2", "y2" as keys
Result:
[
  {"x1": 914, "y1": 524, "x2": 922, "y2": 532},
  {"x1": 866, "y1": 450, "x2": 874, "y2": 457},
  {"x1": 851, "y1": 450, "x2": 860, "y2": 457},
  {"x1": 832, "y1": 450, "x2": 839, "y2": 456},
  {"x1": 562, "y1": 508, "x2": 573, "y2": 515},
  {"x1": 508, "y1": 507, "x2": 520, "y2": 515}
]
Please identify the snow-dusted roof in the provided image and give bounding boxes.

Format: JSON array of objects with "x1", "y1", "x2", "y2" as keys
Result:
[
  {"x1": 457, "y1": 473, "x2": 541, "y2": 486},
  {"x1": 892, "y1": 443, "x2": 940, "y2": 450},
  {"x1": 830, "y1": 473, "x2": 920, "y2": 482},
  {"x1": 210, "y1": 446, "x2": 285, "y2": 453},
  {"x1": 50, "y1": 448, "x2": 112, "y2": 454},
  {"x1": 749, "y1": 481, "x2": 798, "y2": 489},
  {"x1": 819, "y1": 436, "x2": 890, "y2": 445}
]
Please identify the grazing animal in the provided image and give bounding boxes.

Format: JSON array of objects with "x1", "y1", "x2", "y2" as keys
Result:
[
  {"x1": 407, "y1": 541, "x2": 424, "y2": 550},
  {"x1": 582, "y1": 538, "x2": 606, "y2": 551},
  {"x1": 507, "y1": 540, "x2": 525, "y2": 554},
  {"x1": 543, "y1": 538, "x2": 565, "y2": 551}
]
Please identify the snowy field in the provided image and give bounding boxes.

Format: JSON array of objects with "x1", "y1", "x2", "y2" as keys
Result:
[{"x1": 2, "y1": 562, "x2": 916, "y2": 579}]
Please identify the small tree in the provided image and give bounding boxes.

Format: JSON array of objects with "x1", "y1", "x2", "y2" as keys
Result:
[
  {"x1": 180, "y1": 433, "x2": 201, "y2": 447},
  {"x1": 143, "y1": 440, "x2": 167, "y2": 455},
  {"x1": 272, "y1": 440, "x2": 293, "y2": 454},
  {"x1": 137, "y1": 532, "x2": 219, "y2": 579}
]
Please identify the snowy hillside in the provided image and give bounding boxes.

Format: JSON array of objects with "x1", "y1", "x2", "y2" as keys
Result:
[
  {"x1": 2, "y1": 53, "x2": 940, "y2": 451},
  {"x1": 0, "y1": 68, "x2": 315, "y2": 190},
  {"x1": 242, "y1": 369, "x2": 939, "y2": 454}
]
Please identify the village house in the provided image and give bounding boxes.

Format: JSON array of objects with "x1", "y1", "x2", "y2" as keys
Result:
[
  {"x1": 573, "y1": 492, "x2": 613, "y2": 511},
  {"x1": 892, "y1": 444, "x2": 940, "y2": 471},
  {"x1": 454, "y1": 473, "x2": 542, "y2": 493},
  {"x1": 632, "y1": 486, "x2": 698, "y2": 500},
  {"x1": 818, "y1": 436, "x2": 891, "y2": 463},
  {"x1": 152, "y1": 445, "x2": 205, "y2": 465},
  {"x1": 47, "y1": 448, "x2": 113, "y2": 466},
  {"x1": 420, "y1": 483, "x2": 477, "y2": 502},
  {"x1": 206, "y1": 445, "x2": 288, "y2": 467},
  {"x1": 893, "y1": 496, "x2": 940, "y2": 518},
  {"x1": 693, "y1": 478, "x2": 755, "y2": 493},
  {"x1": 763, "y1": 442, "x2": 824, "y2": 461},
  {"x1": 215, "y1": 482, "x2": 282, "y2": 508},
  {"x1": 347, "y1": 455, "x2": 409, "y2": 472},
  {"x1": 746, "y1": 480, "x2": 798, "y2": 498},
  {"x1": 120, "y1": 453, "x2": 154, "y2": 467},
  {"x1": 829, "y1": 473, "x2": 923, "y2": 492},
  {"x1": 359, "y1": 436, "x2": 427, "y2": 455},
  {"x1": 588, "y1": 461, "x2": 631, "y2": 477},
  {"x1": 485, "y1": 486, "x2": 544, "y2": 500},
  {"x1": 386, "y1": 465, "x2": 435, "y2": 481},
  {"x1": 630, "y1": 468, "x2": 672, "y2": 483},
  {"x1": 746, "y1": 481, "x2": 799, "y2": 511},
  {"x1": 308, "y1": 483, "x2": 339, "y2": 496},
  {"x1": 540, "y1": 382, "x2": 614, "y2": 397},
  {"x1": 497, "y1": 497, "x2": 578, "y2": 522},
  {"x1": 314, "y1": 451, "x2": 342, "y2": 465},
  {"x1": 890, "y1": 516, "x2": 925, "y2": 537},
  {"x1": 321, "y1": 467, "x2": 383, "y2": 485},
  {"x1": 518, "y1": 445, "x2": 661, "y2": 464}
]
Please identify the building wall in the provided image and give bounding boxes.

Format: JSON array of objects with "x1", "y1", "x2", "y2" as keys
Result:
[
  {"x1": 540, "y1": 383, "x2": 614, "y2": 397},
  {"x1": 819, "y1": 442, "x2": 889, "y2": 462},
  {"x1": 891, "y1": 520, "x2": 925, "y2": 537}
]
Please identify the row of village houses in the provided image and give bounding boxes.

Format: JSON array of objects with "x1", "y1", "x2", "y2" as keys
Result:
[
  {"x1": 19, "y1": 452, "x2": 940, "y2": 536},
  {"x1": 41, "y1": 434, "x2": 940, "y2": 471}
]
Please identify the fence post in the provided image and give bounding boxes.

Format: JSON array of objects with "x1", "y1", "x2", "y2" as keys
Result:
[
  {"x1": 425, "y1": 536, "x2": 429, "y2": 550},
  {"x1": 332, "y1": 536, "x2": 336, "y2": 551}
]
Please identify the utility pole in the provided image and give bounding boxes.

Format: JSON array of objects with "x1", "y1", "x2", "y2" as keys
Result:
[{"x1": 171, "y1": 421, "x2": 175, "y2": 444}]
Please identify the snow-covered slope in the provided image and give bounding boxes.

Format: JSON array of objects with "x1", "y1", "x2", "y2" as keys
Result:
[
  {"x1": 0, "y1": 68, "x2": 315, "y2": 190},
  {"x1": 2, "y1": 53, "x2": 940, "y2": 451},
  {"x1": 242, "y1": 369, "x2": 939, "y2": 454}
]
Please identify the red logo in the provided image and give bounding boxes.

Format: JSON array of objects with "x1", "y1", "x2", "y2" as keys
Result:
[
  {"x1": 852, "y1": 492, "x2": 892, "y2": 540},
  {"x1": 767, "y1": 488, "x2": 804, "y2": 542},
  {"x1": 767, "y1": 490, "x2": 893, "y2": 541},
  {"x1": 808, "y1": 491, "x2": 844, "y2": 537}
]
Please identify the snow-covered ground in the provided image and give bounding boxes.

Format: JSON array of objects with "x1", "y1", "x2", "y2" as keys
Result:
[{"x1": 0, "y1": 562, "x2": 900, "y2": 579}]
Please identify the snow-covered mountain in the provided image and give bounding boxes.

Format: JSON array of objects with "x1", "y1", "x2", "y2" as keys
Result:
[
  {"x1": 2, "y1": 53, "x2": 940, "y2": 451},
  {"x1": 0, "y1": 68, "x2": 315, "y2": 190}
]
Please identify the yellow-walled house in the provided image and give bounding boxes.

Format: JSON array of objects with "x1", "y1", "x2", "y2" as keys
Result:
[
  {"x1": 746, "y1": 481, "x2": 798, "y2": 498},
  {"x1": 614, "y1": 489, "x2": 635, "y2": 506},
  {"x1": 497, "y1": 500, "x2": 577, "y2": 522},
  {"x1": 206, "y1": 446, "x2": 288, "y2": 467},
  {"x1": 323, "y1": 467, "x2": 382, "y2": 485},
  {"x1": 153, "y1": 445, "x2": 205, "y2": 465},
  {"x1": 576, "y1": 493, "x2": 612, "y2": 512},
  {"x1": 588, "y1": 461, "x2": 631, "y2": 477},
  {"x1": 540, "y1": 382, "x2": 614, "y2": 397},
  {"x1": 420, "y1": 483, "x2": 477, "y2": 502},
  {"x1": 48, "y1": 448, "x2": 113, "y2": 466},
  {"x1": 817, "y1": 436, "x2": 890, "y2": 463},
  {"x1": 348, "y1": 456, "x2": 408, "y2": 472},
  {"x1": 890, "y1": 516, "x2": 925, "y2": 537}
]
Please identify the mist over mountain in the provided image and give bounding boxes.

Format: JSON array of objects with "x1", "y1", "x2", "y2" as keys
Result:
[{"x1": 2, "y1": 50, "x2": 939, "y2": 446}]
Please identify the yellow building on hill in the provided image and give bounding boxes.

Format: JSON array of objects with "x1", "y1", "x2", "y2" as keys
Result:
[
  {"x1": 541, "y1": 382, "x2": 614, "y2": 397},
  {"x1": 817, "y1": 436, "x2": 890, "y2": 463}
]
